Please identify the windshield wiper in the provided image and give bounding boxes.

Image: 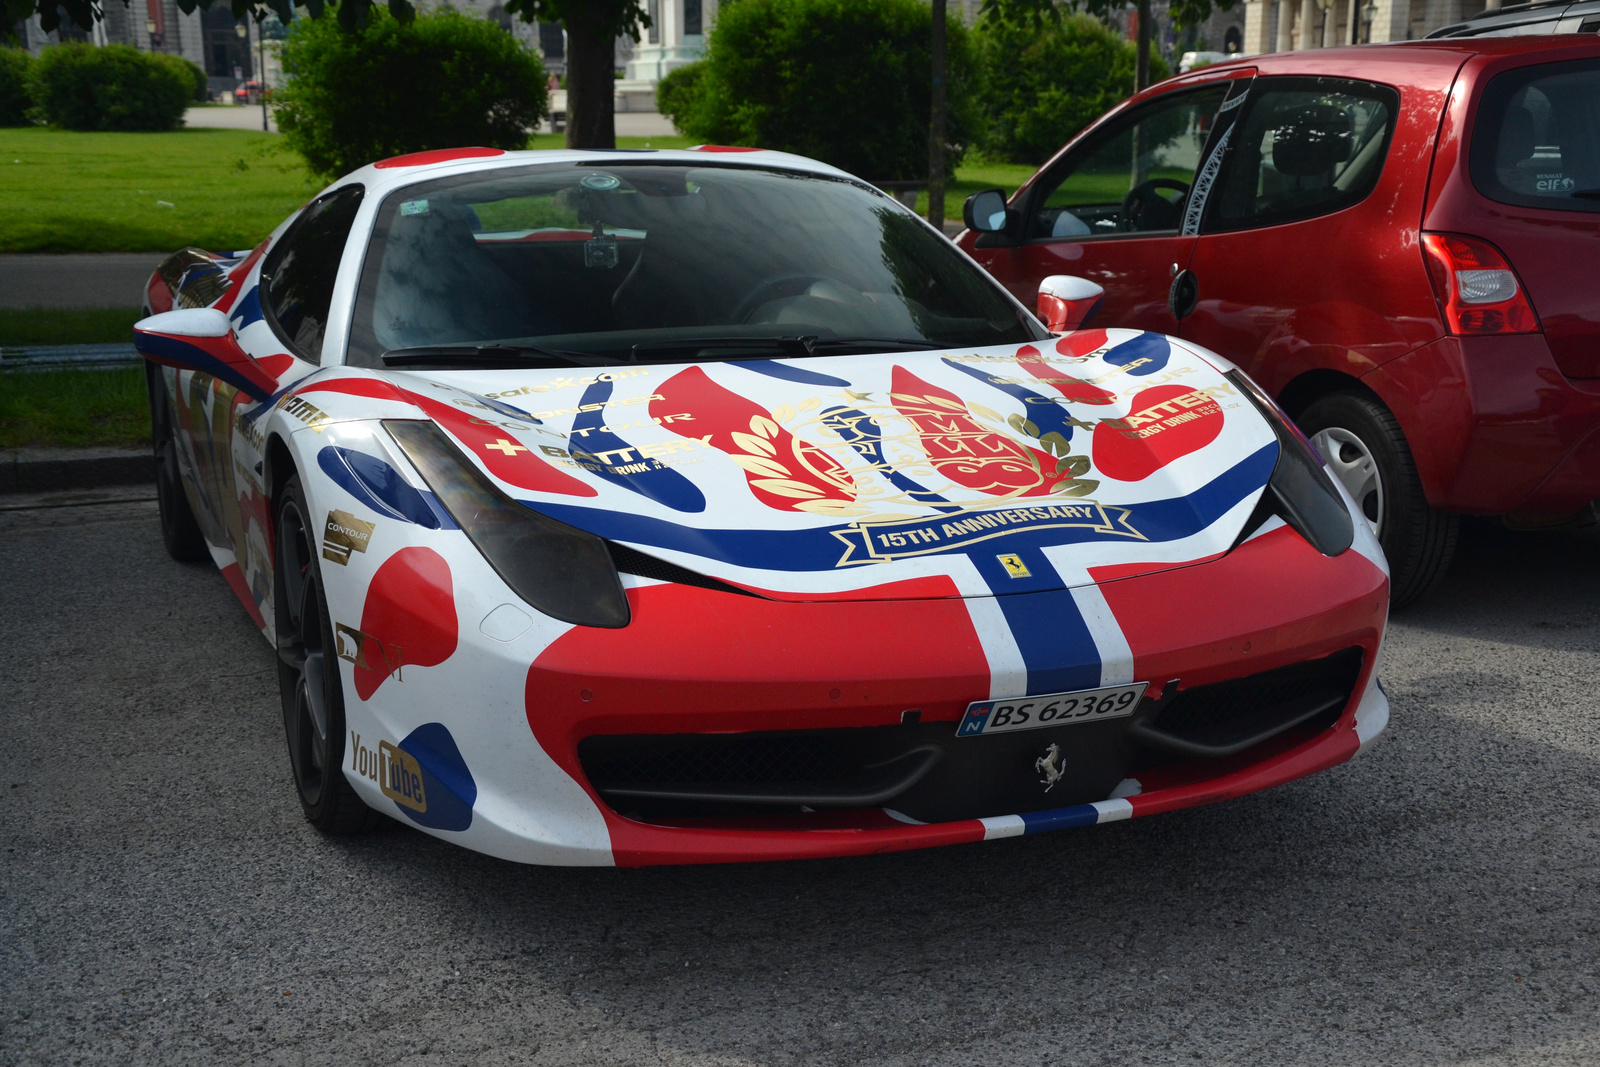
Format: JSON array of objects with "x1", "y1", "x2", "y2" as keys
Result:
[
  {"x1": 630, "y1": 336, "x2": 819, "y2": 360},
  {"x1": 1569, "y1": 189, "x2": 1600, "y2": 200},
  {"x1": 629, "y1": 336, "x2": 945, "y2": 361},
  {"x1": 806, "y1": 338, "x2": 942, "y2": 355},
  {"x1": 381, "y1": 343, "x2": 623, "y2": 370}
]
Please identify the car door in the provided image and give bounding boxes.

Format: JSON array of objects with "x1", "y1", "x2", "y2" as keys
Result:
[
  {"x1": 222, "y1": 185, "x2": 365, "y2": 596},
  {"x1": 1177, "y1": 76, "x2": 1422, "y2": 397},
  {"x1": 970, "y1": 76, "x2": 1241, "y2": 333}
]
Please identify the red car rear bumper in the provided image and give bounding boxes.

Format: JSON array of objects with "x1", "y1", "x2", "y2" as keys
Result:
[{"x1": 1364, "y1": 334, "x2": 1600, "y2": 517}]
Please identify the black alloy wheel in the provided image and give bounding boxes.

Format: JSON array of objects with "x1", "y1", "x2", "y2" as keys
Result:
[
  {"x1": 1298, "y1": 392, "x2": 1458, "y2": 609},
  {"x1": 275, "y1": 475, "x2": 379, "y2": 833},
  {"x1": 146, "y1": 369, "x2": 209, "y2": 562}
]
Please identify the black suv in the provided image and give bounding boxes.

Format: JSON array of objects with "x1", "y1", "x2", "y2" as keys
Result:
[{"x1": 1428, "y1": 0, "x2": 1600, "y2": 38}]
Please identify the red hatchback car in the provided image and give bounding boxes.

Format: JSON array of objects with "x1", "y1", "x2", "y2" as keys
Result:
[{"x1": 958, "y1": 36, "x2": 1600, "y2": 605}]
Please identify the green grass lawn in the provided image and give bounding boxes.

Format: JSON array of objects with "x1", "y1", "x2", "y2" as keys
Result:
[
  {"x1": 527, "y1": 133, "x2": 698, "y2": 151},
  {"x1": 913, "y1": 160, "x2": 1041, "y2": 219},
  {"x1": 0, "y1": 307, "x2": 144, "y2": 346},
  {"x1": 0, "y1": 367, "x2": 150, "y2": 449},
  {"x1": 0, "y1": 130, "x2": 1036, "y2": 448},
  {"x1": 1, "y1": 126, "x2": 1041, "y2": 253},
  {"x1": 0, "y1": 127, "x2": 318, "y2": 254}
]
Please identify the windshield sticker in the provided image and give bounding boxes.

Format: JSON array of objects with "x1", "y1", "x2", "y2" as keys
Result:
[
  {"x1": 400, "y1": 199, "x2": 429, "y2": 216},
  {"x1": 483, "y1": 368, "x2": 650, "y2": 399}
]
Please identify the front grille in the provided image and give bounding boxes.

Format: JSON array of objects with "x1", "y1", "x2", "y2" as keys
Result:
[
  {"x1": 583, "y1": 733, "x2": 855, "y2": 791},
  {"x1": 578, "y1": 715, "x2": 1132, "y2": 824},
  {"x1": 1137, "y1": 646, "x2": 1363, "y2": 756}
]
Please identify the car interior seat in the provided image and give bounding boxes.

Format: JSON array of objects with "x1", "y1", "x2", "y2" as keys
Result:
[
  {"x1": 1264, "y1": 103, "x2": 1356, "y2": 210},
  {"x1": 1549, "y1": 94, "x2": 1600, "y2": 196},
  {"x1": 1496, "y1": 103, "x2": 1541, "y2": 193},
  {"x1": 369, "y1": 201, "x2": 535, "y2": 351}
]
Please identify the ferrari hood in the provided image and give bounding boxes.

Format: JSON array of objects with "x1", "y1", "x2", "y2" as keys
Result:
[{"x1": 370, "y1": 330, "x2": 1279, "y2": 601}]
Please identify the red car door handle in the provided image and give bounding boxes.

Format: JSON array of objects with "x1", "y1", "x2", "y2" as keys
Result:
[{"x1": 1170, "y1": 269, "x2": 1199, "y2": 321}]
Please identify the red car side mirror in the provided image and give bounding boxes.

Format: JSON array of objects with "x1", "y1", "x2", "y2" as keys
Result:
[
  {"x1": 134, "y1": 308, "x2": 278, "y2": 401},
  {"x1": 1037, "y1": 275, "x2": 1105, "y2": 333}
]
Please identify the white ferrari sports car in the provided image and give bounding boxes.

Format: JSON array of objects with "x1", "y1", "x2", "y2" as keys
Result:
[{"x1": 135, "y1": 145, "x2": 1389, "y2": 866}]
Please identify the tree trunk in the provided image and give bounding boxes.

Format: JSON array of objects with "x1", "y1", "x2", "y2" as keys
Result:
[
  {"x1": 1135, "y1": 0, "x2": 1152, "y2": 92},
  {"x1": 927, "y1": 0, "x2": 946, "y2": 229},
  {"x1": 565, "y1": 8, "x2": 616, "y2": 150}
]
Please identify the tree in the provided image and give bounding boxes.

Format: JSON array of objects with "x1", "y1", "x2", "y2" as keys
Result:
[
  {"x1": 981, "y1": 0, "x2": 1235, "y2": 94},
  {"x1": 498, "y1": 0, "x2": 648, "y2": 150},
  {"x1": 4, "y1": 0, "x2": 646, "y2": 150},
  {"x1": 664, "y1": 0, "x2": 976, "y2": 185},
  {"x1": 273, "y1": 7, "x2": 547, "y2": 178},
  {"x1": 974, "y1": 12, "x2": 1163, "y2": 165}
]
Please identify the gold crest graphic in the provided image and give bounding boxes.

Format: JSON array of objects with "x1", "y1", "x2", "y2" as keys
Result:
[{"x1": 322, "y1": 510, "x2": 375, "y2": 565}]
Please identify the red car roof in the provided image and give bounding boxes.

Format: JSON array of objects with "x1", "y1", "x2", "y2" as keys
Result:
[{"x1": 1145, "y1": 35, "x2": 1600, "y2": 102}]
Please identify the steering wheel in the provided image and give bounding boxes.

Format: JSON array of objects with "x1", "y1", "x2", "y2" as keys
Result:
[
  {"x1": 1120, "y1": 179, "x2": 1191, "y2": 232},
  {"x1": 730, "y1": 274, "x2": 835, "y2": 324}
]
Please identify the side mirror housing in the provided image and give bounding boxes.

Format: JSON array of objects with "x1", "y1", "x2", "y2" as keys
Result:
[
  {"x1": 963, "y1": 188, "x2": 1009, "y2": 233},
  {"x1": 134, "y1": 308, "x2": 277, "y2": 401},
  {"x1": 1037, "y1": 275, "x2": 1105, "y2": 333}
]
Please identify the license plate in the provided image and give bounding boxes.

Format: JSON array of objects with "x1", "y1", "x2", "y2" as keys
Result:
[{"x1": 956, "y1": 682, "x2": 1149, "y2": 737}]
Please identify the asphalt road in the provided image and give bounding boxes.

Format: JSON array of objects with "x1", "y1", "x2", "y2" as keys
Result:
[
  {"x1": 0, "y1": 254, "x2": 162, "y2": 310},
  {"x1": 2, "y1": 492, "x2": 1597, "y2": 1066}
]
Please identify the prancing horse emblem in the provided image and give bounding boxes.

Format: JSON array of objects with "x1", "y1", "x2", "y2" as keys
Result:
[{"x1": 1035, "y1": 743, "x2": 1066, "y2": 792}]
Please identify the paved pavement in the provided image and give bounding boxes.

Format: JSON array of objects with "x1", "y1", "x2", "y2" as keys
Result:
[
  {"x1": 179, "y1": 105, "x2": 678, "y2": 139},
  {"x1": 0, "y1": 254, "x2": 161, "y2": 309},
  {"x1": 2, "y1": 499, "x2": 1596, "y2": 1065},
  {"x1": 184, "y1": 104, "x2": 278, "y2": 134}
]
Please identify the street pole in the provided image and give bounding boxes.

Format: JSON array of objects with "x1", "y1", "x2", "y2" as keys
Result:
[
  {"x1": 259, "y1": 17, "x2": 267, "y2": 132},
  {"x1": 927, "y1": 0, "x2": 946, "y2": 230}
]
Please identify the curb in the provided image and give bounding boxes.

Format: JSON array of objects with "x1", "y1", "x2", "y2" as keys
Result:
[{"x1": 0, "y1": 446, "x2": 154, "y2": 494}]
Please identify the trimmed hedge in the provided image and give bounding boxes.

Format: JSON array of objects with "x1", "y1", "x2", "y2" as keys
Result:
[
  {"x1": 663, "y1": 0, "x2": 976, "y2": 182},
  {"x1": 273, "y1": 8, "x2": 549, "y2": 180},
  {"x1": 974, "y1": 14, "x2": 1171, "y2": 167},
  {"x1": 0, "y1": 47, "x2": 31, "y2": 126},
  {"x1": 28, "y1": 43, "x2": 192, "y2": 131},
  {"x1": 169, "y1": 54, "x2": 209, "y2": 104}
]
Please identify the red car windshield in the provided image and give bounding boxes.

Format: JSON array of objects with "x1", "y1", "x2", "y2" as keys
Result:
[{"x1": 345, "y1": 162, "x2": 1045, "y2": 367}]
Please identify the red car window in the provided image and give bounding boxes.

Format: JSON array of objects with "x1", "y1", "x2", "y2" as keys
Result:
[
  {"x1": 1469, "y1": 57, "x2": 1600, "y2": 213},
  {"x1": 1205, "y1": 77, "x2": 1399, "y2": 233},
  {"x1": 1023, "y1": 85, "x2": 1230, "y2": 241}
]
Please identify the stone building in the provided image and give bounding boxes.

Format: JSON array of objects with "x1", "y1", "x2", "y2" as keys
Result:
[
  {"x1": 1239, "y1": 0, "x2": 1500, "y2": 51},
  {"x1": 12, "y1": 0, "x2": 281, "y2": 99}
]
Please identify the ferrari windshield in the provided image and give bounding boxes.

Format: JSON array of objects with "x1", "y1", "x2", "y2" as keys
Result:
[{"x1": 345, "y1": 161, "x2": 1045, "y2": 367}]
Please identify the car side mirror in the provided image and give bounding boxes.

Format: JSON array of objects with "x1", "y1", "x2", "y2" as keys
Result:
[
  {"x1": 1037, "y1": 275, "x2": 1104, "y2": 333},
  {"x1": 133, "y1": 308, "x2": 278, "y2": 401},
  {"x1": 963, "y1": 188, "x2": 1009, "y2": 233}
]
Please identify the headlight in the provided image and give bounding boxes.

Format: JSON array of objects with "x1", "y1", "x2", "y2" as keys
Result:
[
  {"x1": 385, "y1": 420, "x2": 630, "y2": 628},
  {"x1": 1226, "y1": 371, "x2": 1354, "y2": 558}
]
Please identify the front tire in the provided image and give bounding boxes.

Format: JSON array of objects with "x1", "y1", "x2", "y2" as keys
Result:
[
  {"x1": 275, "y1": 475, "x2": 380, "y2": 834},
  {"x1": 1299, "y1": 392, "x2": 1458, "y2": 608}
]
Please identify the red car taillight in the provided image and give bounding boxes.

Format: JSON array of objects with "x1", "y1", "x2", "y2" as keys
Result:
[{"x1": 1421, "y1": 233, "x2": 1540, "y2": 336}]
